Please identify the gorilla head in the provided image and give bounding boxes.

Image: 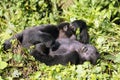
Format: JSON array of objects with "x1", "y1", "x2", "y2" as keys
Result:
[
  {"x1": 57, "y1": 22, "x2": 75, "y2": 39},
  {"x1": 77, "y1": 44, "x2": 100, "y2": 64}
]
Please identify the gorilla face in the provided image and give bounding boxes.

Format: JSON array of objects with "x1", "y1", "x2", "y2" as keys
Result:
[
  {"x1": 77, "y1": 44, "x2": 100, "y2": 64},
  {"x1": 57, "y1": 22, "x2": 76, "y2": 39}
]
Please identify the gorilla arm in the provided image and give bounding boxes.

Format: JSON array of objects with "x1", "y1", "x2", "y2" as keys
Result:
[{"x1": 3, "y1": 32, "x2": 23, "y2": 51}]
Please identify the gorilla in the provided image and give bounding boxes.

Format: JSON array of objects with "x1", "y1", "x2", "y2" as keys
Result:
[
  {"x1": 3, "y1": 19, "x2": 89, "y2": 51},
  {"x1": 70, "y1": 20, "x2": 89, "y2": 44},
  {"x1": 3, "y1": 20, "x2": 95, "y2": 66},
  {"x1": 3, "y1": 22, "x2": 75, "y2": 51},
  {"x1": 30, "y1": 38, "x2": 100, "y2": 66}
]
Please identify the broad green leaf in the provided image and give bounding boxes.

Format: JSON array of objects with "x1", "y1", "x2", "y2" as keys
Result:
[
  {"x1": 0, "y1": 61, "x2": 8, "y2": 69},
  {"x1": 0, "y1": 76, "x2": 3, "y2": 80},
  {"x1": 114, "y1": 53, "x2": 120, "y2": 63},
  {"x1": 31, "y1": 71, "x2": 41, "y2": 79}
]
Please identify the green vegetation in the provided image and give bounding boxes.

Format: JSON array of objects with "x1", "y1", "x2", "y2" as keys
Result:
[{"x1": 0, "y1": 0, "x2": 120, "y2": 79}]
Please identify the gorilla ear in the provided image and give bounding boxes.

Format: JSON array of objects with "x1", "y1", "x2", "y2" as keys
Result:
[{"x1": 63, "y1": 25, "x2": 68, "y2": 31}]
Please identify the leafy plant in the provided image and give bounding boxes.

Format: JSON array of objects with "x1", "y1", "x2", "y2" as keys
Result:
[{"x1": 0, "y1": 0, "x2": 120, "y2": 79}]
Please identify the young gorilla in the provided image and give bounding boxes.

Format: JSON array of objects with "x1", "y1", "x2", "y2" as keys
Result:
[
  {"x1": 3, "y1": 20, "x2": 92, "y2": 66},
  {"x1": 27, "y1": 20, "x2": 91, "y2": 65},
  {"x1": 3, "y1": 25, "x2": 57, "y2": 51},
  {"x1": 3, "y1": 22, "x2": 75, "y2": 51},
  {"x1": 3, "y1": 19, "x2": 89, "y2": 51},
  {"x1": 30, "y1": 38, "x2": 100, "y2": 66},
  {"x1": 70, "y1": 20, "x2": 89, "y2": 44}
]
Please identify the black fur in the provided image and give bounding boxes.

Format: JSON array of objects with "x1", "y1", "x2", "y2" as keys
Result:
[
  {"x1": 3, "y1": 22, "x2": 75, "y2": 51},
  {"x1": 3, "y1": 25, "x2": 59, "y2": 50},
  {"x1": 70, "y1": 20, "x2": 89, "y2": 44},
  {"x1": 30, "y1": 38, "x2": 100, "y2": 66}
]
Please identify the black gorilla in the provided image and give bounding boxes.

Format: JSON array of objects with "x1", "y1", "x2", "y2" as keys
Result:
[
  {"x1": 30, "y1": 38, "x2": 100, "y2": 66},
  {"x1": 3, "y1": 20, "x2": 93, "y2": 66},
  {"x1": 3, "y1": 19, "x2": 89, "y2": 51},
  {"x1": 3, "y1": 22, "x2": 75, "y2": 51},
  {"x1": 70, "y1": 20, "x2": 89, "y2": 44}
]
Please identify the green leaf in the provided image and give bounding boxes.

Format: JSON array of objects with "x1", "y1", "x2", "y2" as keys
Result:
[
  {"x1": 103, "y1": 54, "x2": 116, "y2": 61},
  {"x1": 31, "y1": 71, "x2": 41, "y2": 79},
  {"x1": 13, "y1": 54, "x2": 22, "y2": 63},
  {"x1": 0, "y1": 55, "x2": 1, "y2": 61},
  {"x1": 90, "y1": 74, "x2": 97, "y2": 80},
  {"x1": 114, "y1": 53, "x2": 120, "y2": 63},
  {"x1": 0, "y1": 61, "x2": 8, "y2": 69},
  {"x1": 0, "y1": 76, "x2": 3, "y2": 80},
  {"x1": 96, "y1": 36, "x2": 105, "y2": 45}
]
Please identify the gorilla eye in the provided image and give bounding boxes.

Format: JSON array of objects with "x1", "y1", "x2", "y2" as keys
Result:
[{"x1": 81, "y1": 46, "x2": 88, "y2": 53}]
